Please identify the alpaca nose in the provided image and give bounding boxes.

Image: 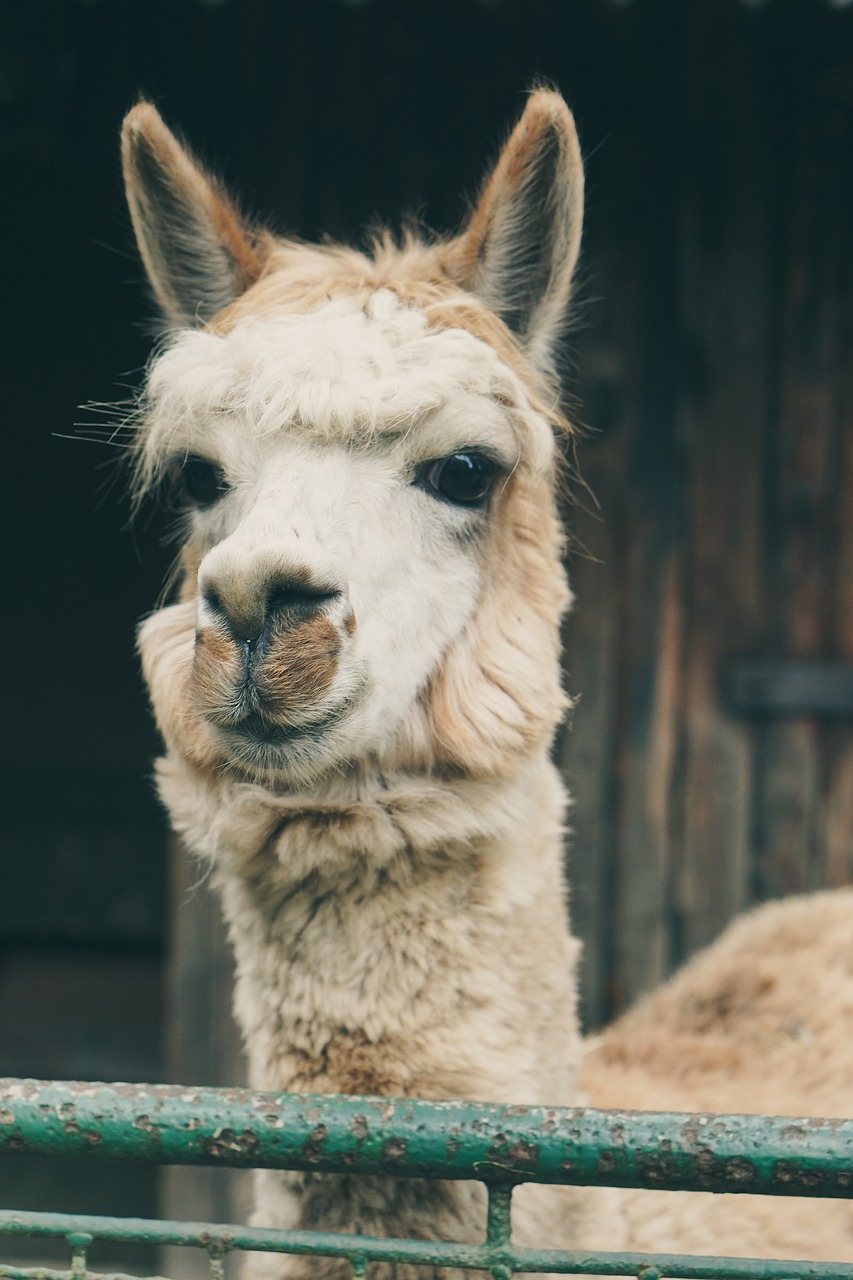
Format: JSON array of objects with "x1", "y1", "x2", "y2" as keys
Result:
[{"x1": 201, "y1": 573, "x2": 341, "y2": 643}]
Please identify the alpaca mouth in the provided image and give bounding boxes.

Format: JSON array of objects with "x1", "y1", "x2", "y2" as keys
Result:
[
  {"x1": 228, "y1": 709, "x2": 341, "y2": 747},
  {"x1": 212, "y1": 688, "x2": 366, "y2": 774}
]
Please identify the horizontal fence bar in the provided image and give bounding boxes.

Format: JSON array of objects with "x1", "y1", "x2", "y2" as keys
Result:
[
  {"x1": 0, "y1": 1270, "x2": 162, "y2": 1280},
  {"x1": 1, "y1": 1208, "x2": 853, "y2": 1280},
  {"x1": 0, "y1": 1079, "x2": 851, "y2": 1198},
  {"x1": 0, "y1": 1271, "x2": 171, "y2": 1280}
]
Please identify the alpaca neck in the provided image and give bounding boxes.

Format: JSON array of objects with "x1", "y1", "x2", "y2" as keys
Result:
[{"x1": 157, "y1": 747, "x2": 582, "y2": 1107}]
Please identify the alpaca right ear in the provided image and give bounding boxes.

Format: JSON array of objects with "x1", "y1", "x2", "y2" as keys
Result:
[
  {"x1": 452, "y1": 90, "x2": 584, "y2": 376},
  {"x1": 121, "y1": 102, "x2": 265, "y2": 327}
]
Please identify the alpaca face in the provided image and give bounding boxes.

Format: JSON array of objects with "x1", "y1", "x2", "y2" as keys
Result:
[
  {"x1": 138, "y1": 292, "x2": 553, "y2": 781},
  {"x1": 125, "y1": 91, "x2": 584, "y2": 783}
]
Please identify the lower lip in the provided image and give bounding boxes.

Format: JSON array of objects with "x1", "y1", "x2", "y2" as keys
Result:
[
  {"x1": 214, "y1": 722, "x2": 326, "y2": 775},
  {"x1": 236, "y1": 716, "x2": 299, "y2": 744},
  {"x1": 221, "y1": 703, "x2": 351, "y2": 751}
]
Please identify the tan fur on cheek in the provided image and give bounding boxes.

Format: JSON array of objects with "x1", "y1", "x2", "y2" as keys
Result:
[
  {"x1": 255, "y1": 615, "x2": 341, "y2": 715},
  {"x1": 138, "y1": 603, "x2": 225, "y2": 770},
  {"x1": 425, "y1": 471, "x2": 570, "y2": 777}
]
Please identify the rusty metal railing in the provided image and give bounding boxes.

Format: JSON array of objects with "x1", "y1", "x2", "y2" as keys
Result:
[{"x1": 1, "y1": 1079, "x2": 851, "y2": 1280}]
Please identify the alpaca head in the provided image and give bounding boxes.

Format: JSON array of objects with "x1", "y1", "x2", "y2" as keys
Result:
[{"x1": 125, "y1": 92, "x2": 584, "y2": 786}]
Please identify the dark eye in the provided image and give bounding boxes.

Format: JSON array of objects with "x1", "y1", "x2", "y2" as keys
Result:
[
  {"x1": 424, "y1": 452, "x2": 498, "y2": 506},
  {"x1": 179, "y1": 455, "x2": 228, "y2": 508}
]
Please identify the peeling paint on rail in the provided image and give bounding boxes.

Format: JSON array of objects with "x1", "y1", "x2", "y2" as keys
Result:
[{"x1": 0, "y1": 1079, "x2": 851, "y2": 1198}]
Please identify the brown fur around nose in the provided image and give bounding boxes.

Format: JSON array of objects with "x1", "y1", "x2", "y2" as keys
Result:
[
  {"x1": 191, "y1": 625, "x2": 244, "y2": 716},
  {"x1": 190, "y1": 614, "x2": 341, "y2": 723},
  {"x1": 253, "y1": 615, "x2": 341, "y2": 715}
]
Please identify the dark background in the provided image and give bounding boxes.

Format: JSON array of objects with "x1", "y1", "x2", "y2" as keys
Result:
[{"x1": 0, "y1": 0, "x2": 851, "y2": 1250}]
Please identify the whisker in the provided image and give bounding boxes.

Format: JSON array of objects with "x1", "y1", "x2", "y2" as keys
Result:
[{"x1": 55, "y1": 431, "x2": 135, "y2": 449}]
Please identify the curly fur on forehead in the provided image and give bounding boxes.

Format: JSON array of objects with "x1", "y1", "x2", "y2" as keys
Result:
[
  {"x1": 211, "y1": 232, "x2": 566, "y2": 395},
  {"x1": 139, "y1": 290, "x2": 557, "y2": 492}
]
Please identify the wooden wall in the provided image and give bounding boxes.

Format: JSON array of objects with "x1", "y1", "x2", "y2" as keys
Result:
[{"x1": 561, "y1": 1, "x2": 853, "y2": 1026}]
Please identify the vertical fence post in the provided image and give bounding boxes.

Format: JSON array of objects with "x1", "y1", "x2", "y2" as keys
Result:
[{"x1": 485, "y1": 1182, "x2": 514, "y2": 1280}]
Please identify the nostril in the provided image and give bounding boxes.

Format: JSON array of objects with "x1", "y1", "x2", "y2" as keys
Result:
[
  {"x1": 266, "y1": 579, "x2": 340, "y2": 623},
  {"x1": 200, "y1": 585, "x2": 263, "y2": 643},
  {"x1": 199, "y1": 573, "x2": 340, "y2": 642},
  {"x1": 202, "y1": 586, "x2": 224, "y2": 616}
]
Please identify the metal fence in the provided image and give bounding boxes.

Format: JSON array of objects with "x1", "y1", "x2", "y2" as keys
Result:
[{"x1": 1, "y1": 1080, "x2": 852, "y2": 1280}]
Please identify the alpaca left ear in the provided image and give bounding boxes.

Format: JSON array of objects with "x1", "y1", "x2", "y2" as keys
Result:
[
  {"x1": 121, "y1": 102, "x2": 266, "y2": 327},
  {"x1": 453, "y1": 90, "x2": 584, "y2": 375}
]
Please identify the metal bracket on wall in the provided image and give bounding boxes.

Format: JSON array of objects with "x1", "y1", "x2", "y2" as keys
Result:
[{"x1": 721, "y1": 658, "x2": 853, "y2": 720}]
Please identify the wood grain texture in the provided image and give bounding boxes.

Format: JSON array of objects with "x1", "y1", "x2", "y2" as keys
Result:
[
  {"x1": 565, "y1": 1, "x2": 853, "y2": 1026},
  {"x1": 674, "y1": 4, "x2": 768, "y2": 963}
]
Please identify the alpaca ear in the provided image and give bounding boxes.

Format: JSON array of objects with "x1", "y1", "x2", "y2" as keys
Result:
[
  {"x1": 454, "y1": 90, "x2": 584, "y2": 374},
  {"x1": 121, "y1": 102, "x2": 265, "y2": 327}
]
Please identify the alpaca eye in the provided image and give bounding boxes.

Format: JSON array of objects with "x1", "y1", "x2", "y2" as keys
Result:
[
  {"x1": 425, "y1": 452, "x2": 497, "y2": 506},
  {"x1": 179, "y1": 455, "x2": 228, "y2": 508}
]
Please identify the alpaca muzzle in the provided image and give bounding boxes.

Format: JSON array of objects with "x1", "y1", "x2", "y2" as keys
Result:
[{"x1": 189, "y1": 566, "x2": 350, "y2": 735}]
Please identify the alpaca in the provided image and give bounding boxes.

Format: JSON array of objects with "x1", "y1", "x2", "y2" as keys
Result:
[
  {"x1": 121, "y1": 91, "x2": 853, "y2": 1273},
  {"x1": 583, "y1": 887, "x2": 853, "y2": 1256}
]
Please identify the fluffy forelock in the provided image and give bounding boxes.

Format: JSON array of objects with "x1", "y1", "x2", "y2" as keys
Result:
[{"x1": 136, "y1": 287, "x2": 561, "y2": 494}]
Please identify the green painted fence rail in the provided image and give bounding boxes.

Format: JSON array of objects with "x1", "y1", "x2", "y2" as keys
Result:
[
  {"x1": 0, "y1": 1079, "x2": 851, "y2": 1280},
  {"x1": 2, "y1": 1080, "x2": 851, "y2": 1197}
]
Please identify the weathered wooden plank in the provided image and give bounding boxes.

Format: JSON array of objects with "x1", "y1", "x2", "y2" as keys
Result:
[
  {"x1": 825, "y1": 88, "x2": 853, "y2": 888},
  {"x1": 561, "y1": 6, "x2": 690, "y2": 1023},
  {"x1": 604, "y1": 10, "x2": 690, "y2": 1013},
  {"x1": 675, "y1": 5, "x2": 771, "y2": 959},
  {"x1": 758, "y1": 77, "x2": 853, "y2": 899},
  {"x1": 561, "y1": 318, "x2": 630, "y2": 1029},
  {"x1": 826, "y1": 741, "x2": 853, "y2": 886}
]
